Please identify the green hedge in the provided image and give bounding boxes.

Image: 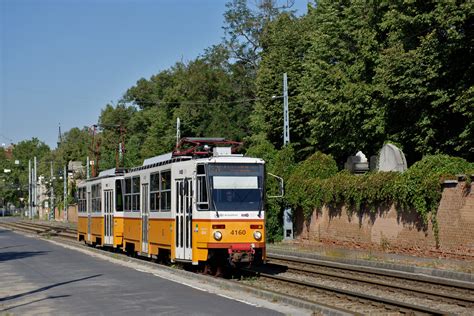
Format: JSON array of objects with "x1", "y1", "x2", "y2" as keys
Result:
[{"x1": 287, "y1": 154, "x2": 473, "y2": 221}]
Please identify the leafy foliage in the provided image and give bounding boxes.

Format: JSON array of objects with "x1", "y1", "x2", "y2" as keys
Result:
[
  {"x1": 5, "y1": 1, "x2": 473, "y2": 236},
  {"x1": 252, "y1": 0, "x2": 473, "y2": 164},
  {"x1": 253, "y1": 11, "x2": 311, "y2": 154},
  {"x1": 223, "y1": 0, "x2": 295, "y2": 73},
  {"x1": 286, "y1": 154, "x2": 473, "y2": 225},
  {"x1": 0, "y1": 139, "x2": 51, "y2": 208},
  {"x1": 394, "y1": 155, "x2": 474, "y2": 221}
]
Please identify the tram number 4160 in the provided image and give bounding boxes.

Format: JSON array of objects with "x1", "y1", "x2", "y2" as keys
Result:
[{"x1": 230, "y1": 229, "x2": 246, "y2": 235}]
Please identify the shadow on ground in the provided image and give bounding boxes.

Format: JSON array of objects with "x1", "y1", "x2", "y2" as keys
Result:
[
  {"x1": 0, "y1": 251, "x2": 50, "y2": 263},
  {"x1": 0, "y1": 295, "x2": 71, "y2": 312},
  {"x1": 0, "y1": 274, "x2": 102, "y2": 302},
  {"x1": 0, "y1": 244, "x2": 26, "y2": 250}
]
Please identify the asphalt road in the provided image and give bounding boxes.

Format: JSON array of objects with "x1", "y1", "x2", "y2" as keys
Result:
[{"x1": 0, "y1": 228, "x2": 281, "y2": 315}]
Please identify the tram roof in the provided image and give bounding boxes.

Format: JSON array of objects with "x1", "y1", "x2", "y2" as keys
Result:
[
  {"x1": 129, "y1": 155, "x2": 191, "y2": 173},
  {"x1": 81, "y1": 168, "x2": 126, "y2": 183}
]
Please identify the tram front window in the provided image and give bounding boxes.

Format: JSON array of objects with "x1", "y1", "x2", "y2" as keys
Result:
[
  {"x1": 208, "y1": 163, "x2": 263, "y2": 212},
  {"x1": 212, "y1": 187, "x2": 261, "y2": 212}
]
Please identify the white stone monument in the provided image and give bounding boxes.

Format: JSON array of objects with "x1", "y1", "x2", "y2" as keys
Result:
[{"x1": 377, "y1": 143, "x2": 407, "y2": 172}]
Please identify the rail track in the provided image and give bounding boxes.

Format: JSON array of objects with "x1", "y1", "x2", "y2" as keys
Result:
[
  {"x1": 240, "y1": 254, "x2": 474, "y2": 315},
  {"x1": 2, "y1": 219, "x2": 474, "y2": 315},
  {"x1": 0, "y1": 219, "x2": 77, "y2": 240}
]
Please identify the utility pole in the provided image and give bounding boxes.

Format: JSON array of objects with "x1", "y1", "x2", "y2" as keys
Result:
[
  {"x1": 283, "y1": 73, "x2": 290, "y2": 145},
  {"x1": 63, "y1": 165, "x2": 68, "y2": 222},
  {"x1": 50, "y1": 161, "x2": 54, "y2": 221},
  {"x1": 118, "y1": 143, "x2": 123, "y2": 168},
  {"x1": 33, "y1": 156, "x2": 37, "y2": 218},
  {"x1": 86, "y1": 156, "x2": 90, "y2": 179},
  {"x1": 28, "y1": 159, "x2": 31, "y2": 219},
  {"x1": 282, "y1": 73, "x2": 293, "y2": 240},
  {"x1": 176, "y1": 117, "x2": 181, "y2": 147}
]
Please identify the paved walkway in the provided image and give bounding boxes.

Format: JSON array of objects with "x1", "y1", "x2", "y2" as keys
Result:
[{"x1": 0, "y1": 228, "x2": 282, "y2": 316}]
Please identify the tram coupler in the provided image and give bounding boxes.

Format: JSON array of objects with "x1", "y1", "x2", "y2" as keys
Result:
[{"x1": 228, "y1": 244, "x2": 255, "y2": 265}]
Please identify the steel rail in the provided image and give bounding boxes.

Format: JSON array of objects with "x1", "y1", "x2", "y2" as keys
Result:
[
  {"x1": 244, "y1": 268, "x2": 445, "y2": 315},
  {"x1": 267, "y1": 258, "x2": 474, "y2": 305},
  {"x1": 267, "y1": 253, "x2": 474, "y2": 290},
  {"x1": 0, "y1": 221, "x2": 76, "y2": 240}
]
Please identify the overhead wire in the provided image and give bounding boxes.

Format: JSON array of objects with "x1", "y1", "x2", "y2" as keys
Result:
[{"x1": 122, "y1": 95, "x2": 291, "y2": 107}]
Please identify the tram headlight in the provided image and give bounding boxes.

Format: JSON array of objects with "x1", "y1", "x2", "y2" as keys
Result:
[
  {"x1": 253, "y1": 231, "x2": 262, "y2": 241},
  {"x1": 213, "y1": 231, "x2": 222, "y2": 241}
]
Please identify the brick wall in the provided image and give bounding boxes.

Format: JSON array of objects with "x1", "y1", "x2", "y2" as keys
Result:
[
  {"x1": 294, "y1": 180, "x2": 474, "y2": 252},
  {"x1": 54, "y1": 204, "x2": 78, "y2": 223}
]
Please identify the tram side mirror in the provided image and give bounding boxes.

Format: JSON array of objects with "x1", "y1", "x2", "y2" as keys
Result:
[{"x1": 267, "y1": 173, "x2": 284, "y2": 198}]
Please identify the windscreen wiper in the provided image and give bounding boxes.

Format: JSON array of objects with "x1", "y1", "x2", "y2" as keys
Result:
[{"x1": 213, "y1": 200, "x2": 219, "y2": 218}]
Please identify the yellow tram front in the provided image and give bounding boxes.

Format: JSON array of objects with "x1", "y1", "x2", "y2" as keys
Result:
[{"x1": 173, "y1": 156, "x2": 266, "y2": 267}]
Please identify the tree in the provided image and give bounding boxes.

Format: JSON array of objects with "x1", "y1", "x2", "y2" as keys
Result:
[
  {"x1": 9, "y1": 138, "x2": 51, "y2": 207},
  {"x1": 252, "y1": 11, "x2": 311, "y2": 156},
  {"x1": 140, "y1": 107, "x2": 175, "y2": 159},
  {"x1": 374, "y1": 1, "x2": 474, "y2": 162},
  {"x1": 97, "y1": 103, "x2": 136, "y2": 171},
  {"x1": 298, "y1": 1, "x2": 386, "y2": 164},
  {"x1": 223, "y1": 0, "x2": 295, "y2": 74},
  {"x1": 56, "y1": 127, "x2": 90, "y2": 168}
]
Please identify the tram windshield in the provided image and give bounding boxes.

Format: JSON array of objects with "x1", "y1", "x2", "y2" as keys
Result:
[{"x1": 207, "y1": 163, "x2": 264, "y2": 212}]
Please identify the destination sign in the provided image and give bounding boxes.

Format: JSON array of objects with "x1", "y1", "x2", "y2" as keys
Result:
[{"x1": 207, "y1": 163, "x2": 262, "y2": 176}]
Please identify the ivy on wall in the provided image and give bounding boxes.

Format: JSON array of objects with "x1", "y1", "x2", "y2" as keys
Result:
[{"x1": 286, "y1": 154, "x2": 474, "y2": 229}]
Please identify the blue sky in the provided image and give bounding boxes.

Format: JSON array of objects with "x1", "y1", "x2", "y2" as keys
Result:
[{"x1": 1, "y1": 0, "x2": 308, "y2": 149}]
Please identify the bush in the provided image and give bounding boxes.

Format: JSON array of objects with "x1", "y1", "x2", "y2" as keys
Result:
[
  {"x1": 286, "y1": 152, "x2": 338, "y2": 217},
  {"x1": 394, "y1": 155, "x2": 474, "y2": 222},
  {"x1": 287, "y1": 154, "x2": 473, "y2": 220},
  {"x1": 289, "y1": 152, "x2": 338, "y2": 181}
]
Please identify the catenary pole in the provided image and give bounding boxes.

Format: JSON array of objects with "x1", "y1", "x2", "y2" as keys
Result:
[
  {"x1": 282, "y1": 73, "x2": 293, "y2": 240},
  {"x1": 86, "y1": 156, "x2": 90, "y2": 179},
  {"x1": 283, "y1": 73, "x2": 290, "y2": 145},
  {"x1": 33, "y1": 156, "x2": 37, "y2": 218},
  {"x1": 28, "y1": 159, "x2": 31, "y2": 219},
  {"x1": 176, "y1": 117, "x2": 181, "y2": 147},
  {"x1": 64, "y1": 165, "x2": 67, "y2": 222},
  {"x1": 50, "y1": 161, "x2": 54, "y2": 220}
]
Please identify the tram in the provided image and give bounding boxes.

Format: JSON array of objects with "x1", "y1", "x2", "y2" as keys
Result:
[
  {"x1": 78, "y1": 138, "x2": 266, "y2": 268},
  {"x1": 77, "y1": 168, "x2": 125, "y2": 248}
]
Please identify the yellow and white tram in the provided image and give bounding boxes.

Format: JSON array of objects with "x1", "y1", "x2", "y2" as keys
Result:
[
  {"x1": 77, "y1": 168, "x2": 125, "y2": 248},
  {"x1": 78, "y1": 138, "x2": 266, "y2": 268}
]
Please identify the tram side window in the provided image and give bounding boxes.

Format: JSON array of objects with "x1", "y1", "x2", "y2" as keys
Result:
[
  {"x1": 78, "y1": 188, "x2": 82, "y2": 212},
  {"x1": 132, "y1": 176, "x2": 140, "y2": 211},
  {"x1": 91, "y1": 186, "x2": 96, "y2": 212},
  {"x1": 124, "y1": 178, "x2": 132, "y2": 211},
  {"x1": 91, "y1": 184, "x2": 102, "y2": 213},
  {"x1": 115, "y1": 179, "x2": 124, "y2": 212},
  {"x1": 197, "y1": 164, "x2": 208, "y2": 210},
  {"x1": 150, "y1": 172, "x2": 160, "y2": 212},
  {"x1": 160, "y1": 171, "x2": 171, "y2": 211},
  {"x1": 78, "y1": 187, "x2": 86, "y2": 213},
  {"x1": 82, "y1": 187, "x2": 87, "y2": 213}
]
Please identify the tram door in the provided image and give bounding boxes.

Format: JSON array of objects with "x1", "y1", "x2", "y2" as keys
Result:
[
  {"x1": 104, "y1": 190, "x2": 114, "y2": 245},
  {"x1": 87, "y1": 191, "x2": 92, "y2": 242},
  {"x1": 175, "y1": 178, "x2": 192, "y2": 260},
  {"x1": 141, "y1": 184, "x2": 149, "y2": 253}
]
